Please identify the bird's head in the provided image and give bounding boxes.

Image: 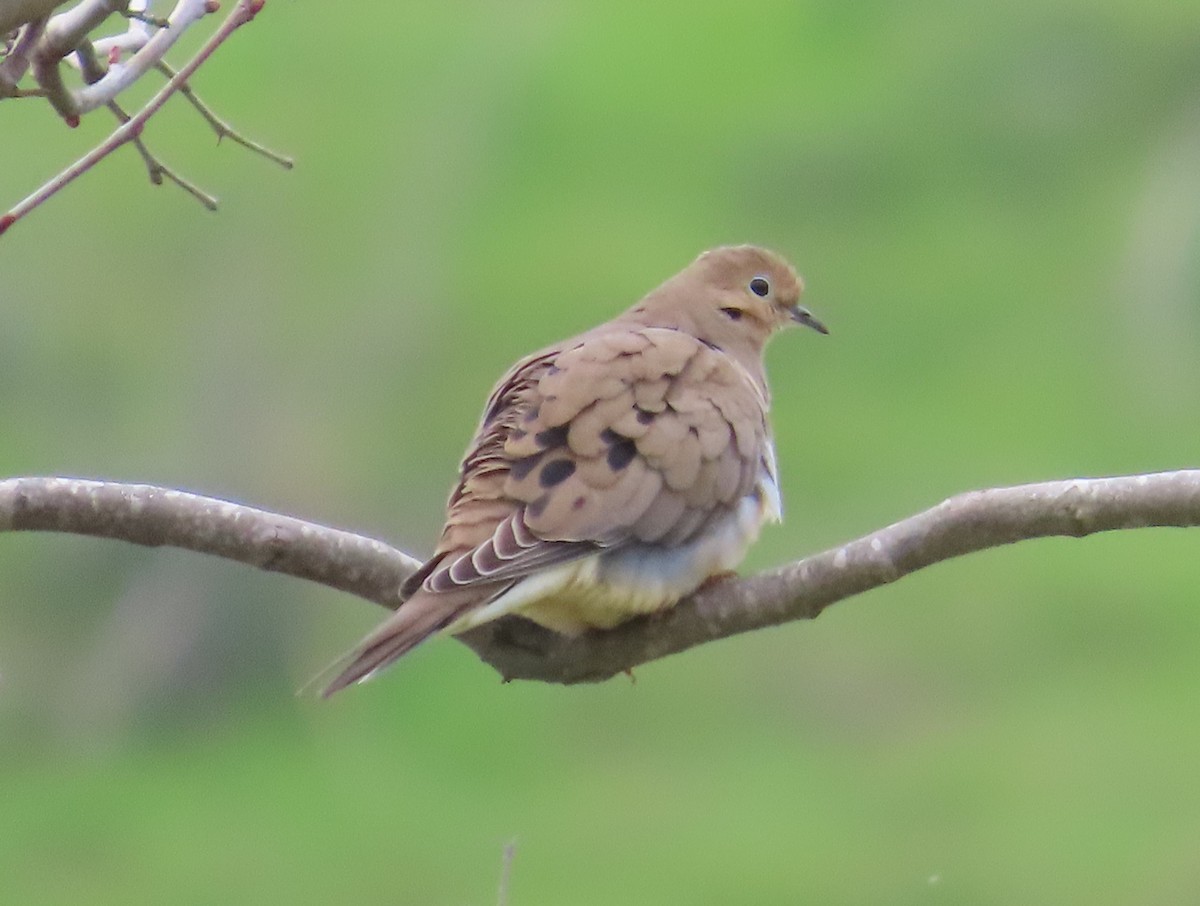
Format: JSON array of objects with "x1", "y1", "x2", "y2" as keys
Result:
[{"x1": 632, "y1": 245, "x2": 827, "y2": 358}]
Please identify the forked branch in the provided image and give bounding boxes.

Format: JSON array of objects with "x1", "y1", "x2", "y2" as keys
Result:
[
  {"x1": 0, "y1": 0, "x2": 289, "y2": 236},
  {"x1": 2, "y1": 470, "x2": 1197, "y2": 685}
]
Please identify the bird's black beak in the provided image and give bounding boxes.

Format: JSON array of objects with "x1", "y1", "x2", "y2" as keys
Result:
[{"x1": 789, "y1": 305, "x2": 829, "y2": 335}]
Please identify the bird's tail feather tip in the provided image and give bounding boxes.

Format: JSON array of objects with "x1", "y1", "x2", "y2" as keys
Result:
[
  {"x1": 320, "y1": 671, "x2": 359, "y2": 699},
  {"x1": 300, "y1": 593, "x2": 474, "y2": 698},
  {"x1": 315, "y1": 644, "x2": 405, "y2": 699},
  {"x1": 292, "y1": 647, "x2": 364, "y2": 699}
]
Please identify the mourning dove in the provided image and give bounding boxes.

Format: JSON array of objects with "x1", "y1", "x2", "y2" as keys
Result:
[{"x1": 323, "y1": 245, "x2": 826, "y2": 695}]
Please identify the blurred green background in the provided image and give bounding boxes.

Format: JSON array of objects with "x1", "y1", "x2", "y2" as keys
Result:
[{"x1": 2, "y1": 1, "x2": 1200, "y2": 902}]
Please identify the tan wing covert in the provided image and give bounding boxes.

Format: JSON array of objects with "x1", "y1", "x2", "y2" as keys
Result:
[{"x1": 418, "y1": 326, "x2": 769, "y2": 594}]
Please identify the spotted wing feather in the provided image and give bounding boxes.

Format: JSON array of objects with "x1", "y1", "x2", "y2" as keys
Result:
[{"x1": 420, "y1": 326, "x2": 770, "y2": 594}]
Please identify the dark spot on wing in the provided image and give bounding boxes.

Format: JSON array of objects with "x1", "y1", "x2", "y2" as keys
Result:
[
  {"x1": 539, "y1": 458, "x2": 576, "y2": 488},
  {"x1": 599, "y1": 427, "x2": 623, "y2": 445},
  {"x1": 606, "y1": 438, "x2": 638, "y2": 471},
  {"x1": 535, "y1": 424, "x2": 569, "y2": 449},
  {"x1": 510, "y1": 451, "x2": 546, "y2": 481}
]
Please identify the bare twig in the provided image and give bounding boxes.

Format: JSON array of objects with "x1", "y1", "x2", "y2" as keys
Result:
[
  {"x1": 89, "y1": 0, "x2": 155, "y2": 60},
  {"x1": 32, "y1": 0, "x2": 149, "y2": 121},
  {"x1": 35, "y1": 0, "x2": 213, "y2": 122},
  {"x1": 0, "y1": 0, "x2": 263, "y2": 235},
  {"x1": 2, "y1": 470, "x2": 1199, "y2": 685},
  {"x1": 158, "y1": 59, "x2": 294, "y2": 169},
  {"x1": 113, "y1": 96, "x2": 220, "y2": 206},
  {"x1": 75, "y1": 35, "x2": 218, "y2": 208},
  {"x1": 120, "y1": 5, "x2": 167, "y2": 28},
  {"x1": 0, "y1": 13, "x2": 48, "y2": 95}
]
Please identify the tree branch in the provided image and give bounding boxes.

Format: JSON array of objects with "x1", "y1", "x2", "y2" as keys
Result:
[
  {"x1": 3, "y1": 470, "x2": 1198, "y2": 685},
  {"x1": 0, "y1": 477, "x2": 419, "y2": 606},
  {"x1": 1, "y1": 0, "x2": 266, "y2": 235}
]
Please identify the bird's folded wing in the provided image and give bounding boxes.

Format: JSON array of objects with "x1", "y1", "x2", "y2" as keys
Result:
[{"x1": 418, "y1": 325, "x2": 769, "y2": 595}]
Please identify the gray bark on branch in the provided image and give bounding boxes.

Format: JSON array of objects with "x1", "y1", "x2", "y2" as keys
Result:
[{"x1": 2, "y1": 471, "x2": 1197, "y2": 685}]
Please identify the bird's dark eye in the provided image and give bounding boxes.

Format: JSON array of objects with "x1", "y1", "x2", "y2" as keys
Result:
[
  {"x1": 720, "y1": 306, "x2": 744, "y2": 321},
  {"x1": 749, "y1": 277, "x2": 770, "y2": 297}
]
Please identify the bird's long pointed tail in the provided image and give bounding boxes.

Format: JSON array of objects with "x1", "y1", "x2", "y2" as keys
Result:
[{"x1": 321, "y1": 591, "x2": 471, "y2": 697}]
